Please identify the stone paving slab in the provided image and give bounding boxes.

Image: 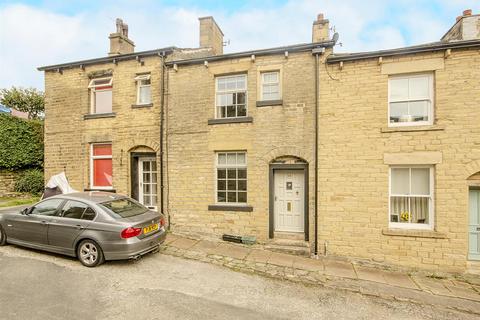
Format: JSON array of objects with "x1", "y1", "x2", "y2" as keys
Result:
[
  {"x1": 411, "y1": 276, "x2": 454, "y2": 296},
  {"x1": 215, "y1": 243, "x2": 250, "y2": 260},
  {"x1": 246, "y1": 249, "x2": 271, "y2": 263},
  {"x1": 191, "y1": 240, "x2": 220, "y2": 255},
  {"x1": 293, "y1": 256, "x2": 324, "y2": 272},
  {"x1": 168, "y1": 237, "x2": 198, "y2": 250},
  {"x1": 268, "y1": 252, "x2": 295, "y2": 268},
  {"x1": 323, "y1": 260, "x2": 357, "y2": 279},
  {"x1": 383, "y1": 272, "x2": 419, "y2": 290}
]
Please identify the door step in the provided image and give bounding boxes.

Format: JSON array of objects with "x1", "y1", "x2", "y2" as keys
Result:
[
  {"x1": 273, "y1": 231, "x2": 305, "y2": 241},
  {"x1": 265, "y1": 238, "x2": 311, "y2": 256}
]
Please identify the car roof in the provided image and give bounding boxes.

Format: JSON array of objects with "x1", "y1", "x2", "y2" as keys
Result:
[{"x1": 49, "y1": 192, "x2": 127, "y2": 205}]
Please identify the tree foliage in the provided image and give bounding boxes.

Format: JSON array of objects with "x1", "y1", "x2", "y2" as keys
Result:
[
  {"x1": 0, "y1": 113, "x2": 44, "y2": 170},
  {"x1": 15, "y1": 169, "x2": 45, "y2": 195},
  {"x1": 0, "y1": 87, "x2": 45, "y2": 119}
]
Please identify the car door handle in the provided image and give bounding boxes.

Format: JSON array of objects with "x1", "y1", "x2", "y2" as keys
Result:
[
  {"x1": 75, "y1": 225, "x2": 85, "y2": 230},
  {"x1": 41, "y1": 220, "x2": 48, "y2": 225}
]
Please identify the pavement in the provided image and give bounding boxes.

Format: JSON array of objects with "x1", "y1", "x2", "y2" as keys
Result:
[
  {"x1": 163, "y1": 233, "x2": 480, "y2": 315},
  {"x1": 0, "y1": 244, "x2": 478, "y2": 320}
]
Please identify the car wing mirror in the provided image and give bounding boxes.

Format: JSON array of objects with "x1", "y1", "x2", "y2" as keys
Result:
[{"x1": 22, "y1": 207, "x2": 32, "y2": 215}]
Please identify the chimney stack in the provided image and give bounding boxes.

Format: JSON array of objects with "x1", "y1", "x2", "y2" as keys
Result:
[
  {"x1": 442, "y1": 9, "x2": 480, "y2": 42},
  {"x1": 312, "y1": 13, "x2": 330, "y2": 42},
  {"x1": 109, "y1": 18, "x2": 135, "y2": 56},
  {"x1": 199, "y1": 16, "x2": 224, "y2": 55}
]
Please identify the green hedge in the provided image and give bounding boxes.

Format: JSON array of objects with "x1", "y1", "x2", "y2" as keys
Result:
[
  {"x1": 14, "y1": 169, "x2": 45, "y2": 195},
  {"x1": 0, "y1": 113, "x2": 44, "y2": 170}
]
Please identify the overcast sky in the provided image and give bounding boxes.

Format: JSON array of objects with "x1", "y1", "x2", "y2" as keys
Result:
[{"x1": 0, "y1": 0, "x2": 478, "y2": 90}]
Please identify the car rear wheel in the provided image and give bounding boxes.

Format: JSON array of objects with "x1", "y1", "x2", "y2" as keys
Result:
[
  {"x1": 0, "y1": 225, "x2": 6, "y2": 246},
  {"x1": 77, "y1": 240, "x2": 104, "y2": 267}
]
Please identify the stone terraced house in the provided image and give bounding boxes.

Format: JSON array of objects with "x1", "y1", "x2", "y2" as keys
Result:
[{"x1": 39, "y1": 10, "x2": 480, "y2": 274}]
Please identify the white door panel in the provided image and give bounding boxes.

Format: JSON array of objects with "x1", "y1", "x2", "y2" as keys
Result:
[
  {"x1": 469, "y1": 190, "x2": 480, "y2": 261},
  {"x1": 274, "y1": 170, "x2": 304, "y2": 232}
]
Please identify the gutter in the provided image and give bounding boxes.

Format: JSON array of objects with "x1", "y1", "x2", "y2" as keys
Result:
[
  {"x1": 166, "y1": 41, "x2": 335, "y2": 67},
  {"x1": 327, "y1": 39, "x2": 480, "y2": 63},
  {"x1": 37, "y1": 47, "x2": 176, "y2": 71}
]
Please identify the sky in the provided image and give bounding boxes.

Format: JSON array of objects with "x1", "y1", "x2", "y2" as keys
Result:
[{"x1": 0, "y1": 0, "x2": 479, "y2": 90}]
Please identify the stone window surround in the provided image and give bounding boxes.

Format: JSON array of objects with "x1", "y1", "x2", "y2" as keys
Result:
[{"x1": 256, "y1": 64, "x2": 283, "y2": 107}]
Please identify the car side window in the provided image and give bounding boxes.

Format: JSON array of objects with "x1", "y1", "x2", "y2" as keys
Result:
[
  {"x1": 30, "y1": 199, "x2": 64, "y2": 216},
  {"x1": 82, "y1": 207, "x2": 96, "y2": 221}
]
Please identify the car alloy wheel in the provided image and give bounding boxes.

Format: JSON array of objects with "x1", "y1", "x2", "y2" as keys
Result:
[{"x1": 77, "y1": 240, "x2": 104, "y2": 267}]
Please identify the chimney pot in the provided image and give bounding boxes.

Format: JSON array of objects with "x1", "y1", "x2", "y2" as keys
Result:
[
  {"x1": 317, "y1": 13, "x2": 324, "y2": 21},
  {"x1": 463, "y1": 9, "x2": 472, "y2": 16},
  {"x1": 109, "y1": 18, "x2": 134, "y2": 56}
]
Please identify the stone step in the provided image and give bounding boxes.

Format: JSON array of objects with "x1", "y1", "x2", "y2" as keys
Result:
[
  {"x1": 273, "y1": 231, "x2": 305, "y2": 241},
  {"x1": 264, "y1": 244, "x2": 311, "y2": 256},
  {"x1": 267, "y1": 238, "x2": 310, "y2": 248}
]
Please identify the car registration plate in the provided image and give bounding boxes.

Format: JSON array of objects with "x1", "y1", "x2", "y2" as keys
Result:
[{"x1": 143, "y1": 223, "x2": 159, "y2": 234}]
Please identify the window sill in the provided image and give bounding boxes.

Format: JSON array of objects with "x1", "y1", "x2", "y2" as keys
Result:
[
  {"x1": 381, "y1": 124, "x2": 445, "y2": 133},
  {"x1": 256, "y1": 100, "x2": 283, "y2": 107},
  {"x1": 132, "y1": 103, "x2": 153, "y2": 108},
  {"x1": 382, "y1": 228, "x2": 447, "y2": 239},
  {"x1": 84, "y1": 113, "x2": 116, "y2": 120},
  {"x1": 208, "y1": 204, "x2": 253, "y2": 212},
  {"x1": 207, "y1": 117, "x2": 253, "y2": 125},
  {"x1": 84, "y1": 188, "x2": 116, "y2": 193}
]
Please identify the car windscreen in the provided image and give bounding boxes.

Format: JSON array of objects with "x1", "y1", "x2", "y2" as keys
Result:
[{"x1": 99, "y1": 198, "x2": 148, "y2": 218}]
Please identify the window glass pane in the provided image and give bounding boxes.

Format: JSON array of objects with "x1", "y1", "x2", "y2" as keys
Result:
[
  {"x1": 93, "y1": 159, "x2": 113, "y2": 187},
  {"x1": 93, "y1": 144, "x2": 112, "y2": 156},
  {"x1": 238, "y1": 180, "x2": 247, "y2": 191},
  {"x1": 61, "y1": 200, "x2": 88, "y2": 219},
  {"x1": 227, "y1": 153, "x2": 237, "y2": 165},
  {"x1": 218, "y1": 153, "x2": 226, "y2": 165},
  {"x1": 227, "y1": 192, "x2": 237, "y2": 202},
  {"x1": 217, "y1": 78, "x2": 226, "y2": 90},
  {"x1": 31, "y1": 199, "x2": 64, "y2": 216},
  {"x1": 227, "y1": 105, "x2": 236, "y2": 117},
  {"x1": 409, "y1": 101, "x2": 429, "y2": 122},
  {"x1": 410, "y1": 197, "x2": 429, "y2": 223},
  {"x1": 93, "y1": 78, "x2": 111, "y2": 86},
  {"x1": 390, "y1": 196, "x2": 409, "y2": 223},
  {"x1": 238, "y1": 192, "x2": 247, "y2": 203},
  {"x1": 217, "y1": 192, "x2": 226, "y2": 202},
  {"x1": 389, "y1": 102, "x2": 409, "y2": 123},
  {"x1": 100, "y1": 199, "x2": 148, "y2": 218},
  {"x1": 143, "y1": 173, "x2": 151, "y2": 183},
  {"x1": 227, "y1": 180, "x2": 236, "y2": 191},
  {"x1": 151, "y1": 184, "x2": 157, "y2": 195},
  {"x1": 411, "y1": 168, "x2": 430, "y2": 195},
  {"x1": 227, "y1": 168, "x2": 237, "y2": 179},
  {"x1": 389, "y1": 78, "x2": 409, "y2": 101},
  {"x1": 237, "y1": 92, "x2": 246, "y2": 105},
  {"x1": 236, "y1": 75, "x2": 246, "y2": 89},
  {"x1": 139, "y1": 85, "x2": 151, "y2": 104},
  {"x1": 94, "y1": 90, "x2": 112, "y2": 114},
  {"x1": 237, "y1": 105, "x2": 247, "y2": 117},
  {"x1": 263, "y1": 72, "x2": 278, "y2": 83},
  {"x1": 409, "y1": 76, "x2": 430, "y2": 99},
  {"x1": 391, "y1": 168, "x2": 409, "y2": 195},
  {"x1": 238, "y1": 168, "x2": 247, "y2": 179},
  {"x1": 237, "y1": 153, "x2": 246, "y2": 165},
  {"x1": 217, "y1": 169, "x2": 226, "y2": 179},
  {"x1": 143, "y1": 161, "x2": 150, "y2": 171},
  {"x1": 226, "y1": 79, "x2": 236, "y2": 90},
  {"x1": 151, "y1": 161, "x2": 157, "y2": 171},
  {"x1": 218, "y1": 180, "x2": 226, "y2": 191}
]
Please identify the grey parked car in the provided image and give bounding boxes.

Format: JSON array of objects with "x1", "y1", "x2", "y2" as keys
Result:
[{"x1": 0, "y1": 192, "x2": 166, "y2": 267}]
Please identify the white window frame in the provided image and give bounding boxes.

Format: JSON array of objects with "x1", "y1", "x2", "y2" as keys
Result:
[
  {"x1": 215, "y1": 74, "x2": 248, "y2": 119},
  {"x1": 88, "y1": 77, "x2": 113, "y2": 114},
  {"x1": 134, "y1": 74, "x2": 151, "y2": 105},
  {"x1": 388, "y1": 73, "x2": 434, "y2": 127},
  {"x1": 260, "y1": 71, "x2": 281, "y2": 101},
  {"x1": 388, "y1": 166, "x2": 434, "y2": 230},
  {"x1": 90, "y1": 143, "x2": 113, "y2": 190},
  {"x1": 215, "y1": 152, "x2": 247, "y2": 205}
]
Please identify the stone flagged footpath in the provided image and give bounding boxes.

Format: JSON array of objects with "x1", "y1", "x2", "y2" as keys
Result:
[{"x1": 161, "y1": 233, "x2": 480, "y2": 315}]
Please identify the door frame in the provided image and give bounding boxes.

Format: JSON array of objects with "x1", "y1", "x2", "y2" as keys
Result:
[
  {"x1": 468, "y1": 186, "x2": 480, "y2": 261},
  {"x1": 269, "y1": 163, "x2": 309, "y2": 241},
  {"x1": 130, "y1": 152, "x2": 156, "y2": 203}
]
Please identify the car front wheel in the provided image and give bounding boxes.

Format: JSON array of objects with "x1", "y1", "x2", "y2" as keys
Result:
[
  {"x1": 0, "y1": 225, "x2": 6, "y2": 246},
  {"x1": 77, "y1": 240, "x2": 104, "y2": 267}
]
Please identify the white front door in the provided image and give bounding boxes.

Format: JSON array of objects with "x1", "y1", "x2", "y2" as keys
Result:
[
  {"x1": 138, "y1": 158, "x2": 158, "y2": 211},
  {"x1": 274, "y1": 170, "x2": 304, "y2": 232},
  {"x1": 469, "y1": 189, "x2": 480, "y2": 261}
]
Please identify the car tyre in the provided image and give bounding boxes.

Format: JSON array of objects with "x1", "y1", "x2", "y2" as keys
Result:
[
  {"x1": 77, "y1": 240, "x2": 104, "y2": 267},
  {"x1": 0, "y1": 225, "x2": 6, "y2": 246}
]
